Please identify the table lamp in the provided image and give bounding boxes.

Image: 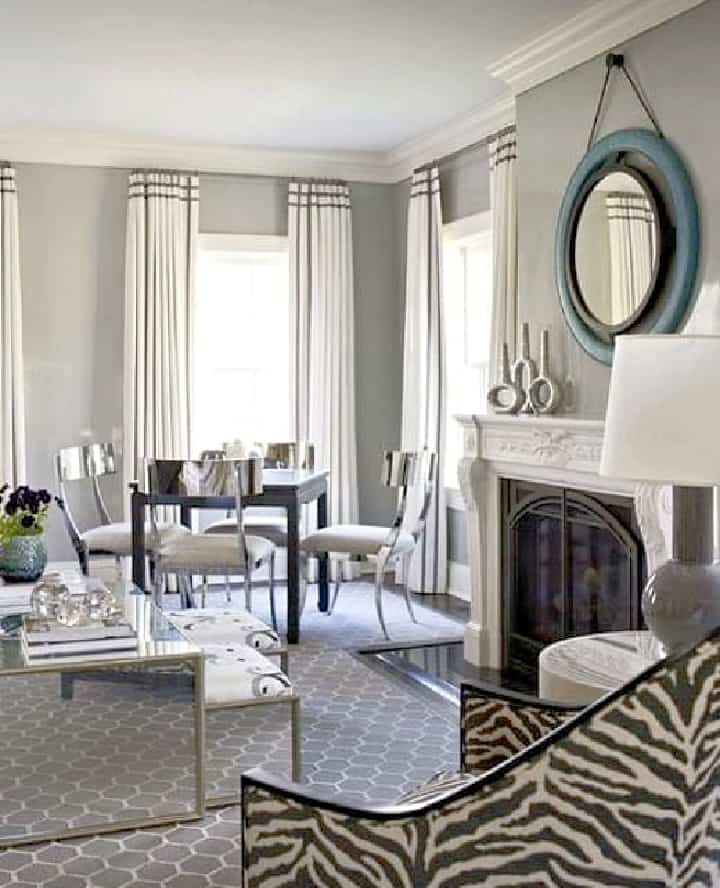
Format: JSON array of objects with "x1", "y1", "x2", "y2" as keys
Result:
[{"x1": 600, "y1": 334, "x2": 720, "y2": 654}]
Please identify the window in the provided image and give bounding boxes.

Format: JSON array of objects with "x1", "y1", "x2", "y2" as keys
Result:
[
  {"x1": 442, "y1": 212, "x2": 493, "y2": 491},
  {"x1": 193, "y1": 234, "x2": 291, "y2": 453}
]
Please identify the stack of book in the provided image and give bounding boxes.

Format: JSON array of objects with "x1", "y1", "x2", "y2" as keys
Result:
[{"x1": 21, "y1": 619, "x2": 138, "y2": 661}]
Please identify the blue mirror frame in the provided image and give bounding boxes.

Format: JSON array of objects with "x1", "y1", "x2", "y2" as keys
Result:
[{"x1": 556, "y1": 128, "x2": 700, "y2": 365}]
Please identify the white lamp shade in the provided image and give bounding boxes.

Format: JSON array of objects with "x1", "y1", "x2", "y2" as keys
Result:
[{"x1": 600, "y1": 335, "x2": 720, "y2": 485}]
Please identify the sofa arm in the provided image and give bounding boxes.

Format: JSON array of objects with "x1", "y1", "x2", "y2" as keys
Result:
[
  {"x1": 242, "y1": 769, "x2": 426, "y2": 888},
  {"x1": 460, "y1": 682, "x2": 582, "y2": 774}
]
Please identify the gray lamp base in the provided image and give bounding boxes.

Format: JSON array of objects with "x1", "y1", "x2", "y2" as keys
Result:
[{"x1": 643, "y1": 559, "x2": 720, "y2": 655}]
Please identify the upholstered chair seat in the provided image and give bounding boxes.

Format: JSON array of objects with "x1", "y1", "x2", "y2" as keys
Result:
[
  {"x1": 201, "y1": 643, "x2": 292, "y2": 706},
  {"x1": 301, "y1": 524, "x2": 415, "y2": 557},
  {"x1": 165, "y1": 607, "x2": 283, "y2": 653},
  {"x1": 157, "y1": 534, "x2": 274, "y2": 573},
  {"x1": 81, "y1": 521, "x2": 189, "y2": 557}
]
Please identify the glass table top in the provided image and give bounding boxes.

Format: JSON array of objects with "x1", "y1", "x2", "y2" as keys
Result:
[{"x1": 0, "y1": 579, "x2": 200, "y2": 673}]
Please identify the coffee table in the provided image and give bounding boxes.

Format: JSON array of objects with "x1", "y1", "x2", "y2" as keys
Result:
[{"x1": 0, "y1": 580, "x2": 205, "y2": 848}]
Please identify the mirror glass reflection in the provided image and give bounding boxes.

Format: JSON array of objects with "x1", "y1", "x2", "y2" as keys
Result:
[{"x1": 574, "y1": 171, "x2": 658, "y2": 327}]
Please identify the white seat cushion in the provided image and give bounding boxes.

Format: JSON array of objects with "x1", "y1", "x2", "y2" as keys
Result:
[
  {"x1": 201, "y1": 643, "x2": 292, "y2": 705},
  {"x1": 205, "y1": 516, "x2": 288, "y2": 546},
  {"x1": 81, "y1": 521, "x2": 190, "y2": 557},
  {"x1": 301, "y1": 524, "x2": 414, "y2": 557},
  {"x1": 157, "y1": 534, "x2": 274, "y2": 572},
  {"x1": 166, "y1": 607, "x2": 282, "y2": 652}
]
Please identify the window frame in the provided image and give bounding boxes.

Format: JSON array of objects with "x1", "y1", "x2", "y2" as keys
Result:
[
  {"x1": 442, "y1": 210, "x2": 493, "y2": 509},
  {"x1": 192, "y1": 232, "x2": 291, "y2": 456}
]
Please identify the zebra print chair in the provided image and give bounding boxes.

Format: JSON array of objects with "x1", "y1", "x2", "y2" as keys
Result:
[{"x1": 241, "y1": 629, "x2": 720, "y2": 887}]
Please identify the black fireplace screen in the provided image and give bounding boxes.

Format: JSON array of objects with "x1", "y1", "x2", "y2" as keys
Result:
[{"x1": 503, "y1": 480, "x2": 644, "y2": 674}]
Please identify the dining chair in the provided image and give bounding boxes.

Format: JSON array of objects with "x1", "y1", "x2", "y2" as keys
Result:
[
  {"x1": 146, "y1": 456, "x2": 279, "y2": 630},
  {"x1": 55, "y1": 442, "x2": 189, "y2": 577},
  {"x1": 300, "y1": 449, "x2": 436, "y2": 639},
  {"x1": 204, "y1": 441, "x2": 315, "y2": 545}
]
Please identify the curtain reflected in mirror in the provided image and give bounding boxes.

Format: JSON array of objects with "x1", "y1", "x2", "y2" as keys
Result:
[{"x1": 575, "y1": 171, "x2": 658, "y2": 327}]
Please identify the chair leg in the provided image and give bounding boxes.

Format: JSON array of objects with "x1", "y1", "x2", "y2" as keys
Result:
[
  {"x1": 225, "y1": 576, "x2": 232, "y2": 604},
  {"x1": 179, "y1": 574, "x2": 193, "y2": 609},
  {"x1": 78, "y1": 545, "x2": 90, "y2": 577},
  {"x1": 328, "y1": 578, "x2": 342, "y2": 615},
  {"x1": 244, "y1": 572, "x2": 252, "y2": 612},
  {"x1": 402, "y1": 554, "x2": 418, "y2": 623},
  {"x1": 298, "y1": 555, "x2": 308, "y2": 616},
  {"x1": 201, "y1": 575, "x2": 208, "y2": 608},
  {"x1": 268, "y1": 551, "x2": 278, "y2": 633},
  {"x1": 153, "y1": 572, "x2": 164, "y2": 608},
  {"x1": 374, "y1": 562, "x2": 390, "y2": 640},
  {"x1": 290, "y1": 697, "x2": 302, "y2": 783},
  {"x1": 280, "y1": 650, "x2": 289, "y2": 676},
  {"x1": 114, "y1": 556, "x2": 123, "y2": 582}
]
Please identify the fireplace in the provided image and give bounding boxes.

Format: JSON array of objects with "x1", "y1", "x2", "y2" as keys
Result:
[
  {"x1": 455, "y1": 413, "x2": 671, "y2": 671},
  {"x1": 502, "y1": 479, "x2": 646, "y2": 675}
]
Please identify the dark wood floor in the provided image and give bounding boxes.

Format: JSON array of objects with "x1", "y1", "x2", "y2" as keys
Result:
[{"x1": 358, "y1": 587, "x2": 537, "y2": 703}]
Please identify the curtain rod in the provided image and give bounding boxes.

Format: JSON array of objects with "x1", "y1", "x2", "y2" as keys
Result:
[{"x1": 414, "y1": 123, "x2": 516, "y2": 174}]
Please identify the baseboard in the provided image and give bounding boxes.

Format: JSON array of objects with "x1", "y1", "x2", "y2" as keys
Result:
[{"x1": 447, "y1": 561, "x2": 470, "y2": 601}]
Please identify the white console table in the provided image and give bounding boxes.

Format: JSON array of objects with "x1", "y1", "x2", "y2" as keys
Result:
[{"x1": 538, "y1": 630, "x2": 663, "y2": 705}]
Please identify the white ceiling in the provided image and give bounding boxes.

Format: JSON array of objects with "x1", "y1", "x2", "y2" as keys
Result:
[{"x1": 0, "y1": 0, "x2": 590, "y2": 153}]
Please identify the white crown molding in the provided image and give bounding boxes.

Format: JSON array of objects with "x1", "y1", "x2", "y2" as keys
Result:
[
  {"x1": 0, "y1": 127, "x2": 395, "y2": 183},
  {"x1": 384, "y1": 96, "x2": 515, "y2": 182},
  {"x1": 487, "y1": 0, "x2": 708, "y2": 95},
  {"x1": 0, "y1": 98, "x2": 516, "y2": 186}
]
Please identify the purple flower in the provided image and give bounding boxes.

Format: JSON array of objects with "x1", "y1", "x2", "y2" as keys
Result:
[{"x1": 20, "y1": 515, "x2": 35, "y2": 529}]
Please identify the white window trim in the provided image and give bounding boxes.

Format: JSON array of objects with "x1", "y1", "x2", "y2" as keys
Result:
[
  {"x1": 442, "y1": 210, "x2": 493, "y2": 510},
  {"x1": 443, "y1": 210, "x2": 492, "y2": 245},
  {"x1": 199, "y1": 233, "x2": 288, "y2": 253}
]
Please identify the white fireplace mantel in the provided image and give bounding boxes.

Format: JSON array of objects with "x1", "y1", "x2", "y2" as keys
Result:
[{"x1": 455, "y1": 413, "x2": 672, "y2": 669}]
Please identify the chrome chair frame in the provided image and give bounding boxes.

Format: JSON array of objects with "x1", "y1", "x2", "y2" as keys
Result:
[
  {"x1": 146, "y1": 457, "x2": 278, "y2": 629},
  {"x1": 305, "y1": 450, "x2": 436, "y2": 639},
  {"x1": 55, "y1": 442, "x2": 125, "y2": 576}
]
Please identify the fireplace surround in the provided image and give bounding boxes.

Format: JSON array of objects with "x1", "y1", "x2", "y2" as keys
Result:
[{"x1": 455, "y1": 414, "x2": 672, "y2": 670}]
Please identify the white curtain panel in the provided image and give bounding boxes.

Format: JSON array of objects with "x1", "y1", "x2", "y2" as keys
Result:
[
  {"x1": 606, "y1": 192, "x2": 656, "y2": 320},
  {"x1": 123, "y1": 171, "x2": 199, "y2": 493},
  {"x1": 289, "y1": 181, "x2": 358, "y2": 530},
  {"x1": 401, "y1": 167, "x2": 446, "y2": 595},
  {"x1": 0, "y1": 166, "x2": 25, "y2": 486},
  {"x1": 489, "y1": 130, "x2": 518, "y2": 379}
]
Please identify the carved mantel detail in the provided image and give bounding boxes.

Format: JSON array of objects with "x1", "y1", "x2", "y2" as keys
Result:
[{"x1": 454, "y1": 413, "x2": 671, "y2": 670}]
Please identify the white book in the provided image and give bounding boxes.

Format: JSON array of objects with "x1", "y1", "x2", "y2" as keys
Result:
[
  {"x1": 23, "y1": 620, "x2": 136, "y2": 644},
  {"x1": 22, "y1": 634, "x2": 139, "y2": 659}
]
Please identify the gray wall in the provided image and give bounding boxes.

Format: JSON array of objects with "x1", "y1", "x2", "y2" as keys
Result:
[
  {"x1": 516, "y1": 0, "x2": 720, "y2": 416},
  {"x1": 18, "y1": 163, "x2": 128, "y2": 559},
  {"x1": 17, "y1": 165, "x2": 402, "y2": 559}
]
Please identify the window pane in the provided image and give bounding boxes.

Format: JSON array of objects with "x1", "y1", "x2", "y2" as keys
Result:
[
  {"x1": 442, "y1": 226, "x2": 493, "y2": 488},
  {"x1": 193, "y1": 241, "x2": 290, "y2": 453}
]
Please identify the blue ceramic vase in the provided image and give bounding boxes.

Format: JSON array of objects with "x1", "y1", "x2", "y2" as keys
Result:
[{"x1": 0, "y1": 535, "x2": 47, "y2": 583}]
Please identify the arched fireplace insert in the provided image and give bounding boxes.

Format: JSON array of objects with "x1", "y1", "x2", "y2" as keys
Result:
[{"x1": 502, "y1": 479, "x2": 646, "y2": 675}]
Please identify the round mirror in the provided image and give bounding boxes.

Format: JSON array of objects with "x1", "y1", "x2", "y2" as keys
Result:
[
  {"x1": 574, "y1": 170, "x2": 659, "y2": 328},
  {"x1": 556, "y1": 129, "x2": 700, "y2": 365}
]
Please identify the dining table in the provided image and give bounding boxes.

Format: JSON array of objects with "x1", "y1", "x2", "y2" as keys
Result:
[{"x1": 130, "y1": 467, "x2": 330, "y2": 644}]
